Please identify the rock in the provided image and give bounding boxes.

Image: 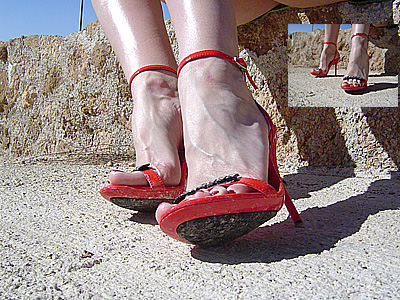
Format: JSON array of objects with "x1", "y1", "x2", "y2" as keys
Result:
[
  {"x1": 0, "y1": 42, "x2": 7, "y2": 62},
  {"x1": 0, "y1": 25, "x2": 134, "y2": 161},
  {"x1": 0, "y1": 2, "x2": 398, "y2": 175},
  {"x1": 21, "y1": 86, "x2": 38, "y2": 109}
]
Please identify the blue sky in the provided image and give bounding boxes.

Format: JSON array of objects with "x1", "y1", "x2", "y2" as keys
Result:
[
  {"x1": 0, "y1": 0, "x2": 170, "y2": 41},
  {"x1": 0, "y1": 1, "x2": 351, "y2": 42},
  {"x1": 288, "y1": 24, "x2": 352, "y2": 33}
]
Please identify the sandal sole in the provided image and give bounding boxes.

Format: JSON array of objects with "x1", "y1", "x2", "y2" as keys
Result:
[
  {"x1": 110, "y1": 197, "x2": 173, "y2": 212},
  {"x1": 176, "y1": 211, "x2": 277, "y2": 246}
]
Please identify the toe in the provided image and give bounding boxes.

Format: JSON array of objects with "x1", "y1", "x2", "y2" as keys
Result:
[
  {"x1": 155, "y1": 202, "x2": 174, "y2": 223},
  {"x1": 210, "y1": 186, "x2": 229, "y2": 196},
  {"x1": 184, "y1": 189, "x2": 212, "y2": 201},
  {"x1": 342, "y1": 80, "x2": 349, "y2": 87},
  {"x1": 109, "y1": 170, "x2": 149, "y2": 186},
  {"x1": 227, "y1": 183, "x2": 256, "y2": 194}
]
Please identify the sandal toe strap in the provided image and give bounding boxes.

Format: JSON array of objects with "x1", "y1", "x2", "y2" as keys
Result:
[
  {"x1": 343, "y1": 75, "x2": 366, "y2": 81},
  {"x1": 133, "y1": 163, "x2": 165, "y2": 189},
  {"x1": 174, "y1": 174, "x2": 240, "y2": 204},
  {"x1": 173, "y1": 174, "x2": 277, "y2": 204}
]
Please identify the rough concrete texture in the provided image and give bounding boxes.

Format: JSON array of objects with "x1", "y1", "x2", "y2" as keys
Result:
[
  {"x1": 1, "y1": 2, "x2": 400, "y2": 299},
  {"x1": 0, "y1": 159, "x2": 399, "y2": 299},
  {"x1": 288, "y1": 66, "x2": 398, "y2": 107}
]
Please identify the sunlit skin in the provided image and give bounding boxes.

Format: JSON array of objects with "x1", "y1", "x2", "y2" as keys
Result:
[
  {"x1": 91, "y1": 0, "x2": 346, "y2": 222},
  {"x1": 312, "y1": 24, "x2": 340, "y2": 74},
  {"x1": 92, "y1": 0, "x2": 182, "y2": 188},
  {"x1": 343, "y1": 24, "x2": 370, "y2": 88}
]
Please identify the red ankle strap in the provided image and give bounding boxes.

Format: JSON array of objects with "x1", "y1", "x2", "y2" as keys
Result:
[
  {"x1": 128, "y1": 65, "x2": 177, "y2": 92},
  {"x1": 324, "y1": 42, "x2": 336, "y2": 46},
  {"x1": 177, "y1": 50, "x2": 258, "y2": 89},
  {"x1": 351, "y1": 33, "x2": 370, "y2": 41}
]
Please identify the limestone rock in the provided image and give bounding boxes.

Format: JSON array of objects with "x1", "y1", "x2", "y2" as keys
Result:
[
  {"x1": 0, "y1": 24, "x2": 133, "y2": 160},
  {"x1": 0, "y1": 2, "x2": 398, "y2": 174}
]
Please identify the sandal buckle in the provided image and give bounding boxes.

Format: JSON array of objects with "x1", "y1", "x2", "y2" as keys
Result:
[{"x1": 233, "y1": 56, "x2": 247, "y2": 71}]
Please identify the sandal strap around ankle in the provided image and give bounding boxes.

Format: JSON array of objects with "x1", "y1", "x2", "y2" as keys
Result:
[
  {"x1": 129, "y1": 65, "x2": 177, "y2": 92},
  {"x1": 324, "y1": 41, "x2": 337, "y2": 47},
  {"x1": 351, "y1": 32, "x2": 370, "y2": 41},
  {"x1": 177, "y1": 50, "x2": 258, "y2": 89}
]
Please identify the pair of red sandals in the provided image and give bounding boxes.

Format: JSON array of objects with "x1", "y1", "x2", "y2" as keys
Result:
[
  {"x1": 310, "y1": 33, "x2": 369, "y2": 92},
  {"x1": 100, "y1": 50, "x2": 302, "y2": 247}
]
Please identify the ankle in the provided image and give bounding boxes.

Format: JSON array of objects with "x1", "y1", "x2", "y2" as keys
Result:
[
  {"x1": 179, "y1": 57, "x2": 244, "y2": 87},
  {"x1": 131, "y1": 71, "x2": 178, "y2": 100},
  {"x1": 351, "y1": 35, "x2": 369, "y2": 50},
  {"x1": 322, "y1": 43, "x2": 337, "y2": 55}
]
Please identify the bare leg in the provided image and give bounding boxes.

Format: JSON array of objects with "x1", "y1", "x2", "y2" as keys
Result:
[
  {"x1": 92, "y1": 0, "x2": 183, "y2": 186},
  {"x1": 342, "y1": 24, "x2": 370, "y2": 88},
  {"x1": 156, "y1": 0, "x2": 271, "y2": 220},
  {"x1": 232, "y1": 0, "x2": 280, "y2": 25},
  {"x1": 276, "y1": 0, "x2": 344, "y2": 8},
  {"x1": 231, "y1": 0, "x2": 345, "y2": 25},
  {"x1": 312, "y1": 24, "x2": 340, "y2": 74}
]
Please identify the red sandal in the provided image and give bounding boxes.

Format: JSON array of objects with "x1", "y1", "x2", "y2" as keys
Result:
[
  {"x1": 158, "y1": 50, "x2": 302, "y2": 246},
  {"x1": 341, "y1": 33, "x2": 369, "y2": 92},
  {"x1": 100, "y1": 65, "x2": 188, "y2": 212},
  {"x1": 310, "y1": 42, "x2": 340, "y2": 77}
]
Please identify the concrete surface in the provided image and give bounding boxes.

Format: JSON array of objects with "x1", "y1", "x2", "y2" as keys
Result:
[
  {"x1": 1, "y1": 158, "x2": 399, "y2": 299},
  {"x1": 288, "y1": 66, "x2": 399, "y2": 107}
]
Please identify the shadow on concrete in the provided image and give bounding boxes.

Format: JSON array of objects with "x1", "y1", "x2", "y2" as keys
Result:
[
  {"x1": 282, "y1": 167, "x2": 354, "y2": 200},
  {"x1": 191, "y1": 171, "x2": 400, "y2": 264},
  {"x1": 341, "y1": 81, "x2": 398, "y2": 95},
  {"x1": 366, "y1": 82, "x2": 398, "y2": 93},
  {"x1": 128, "y1": 212, "x2": 158, "y2": 225}
]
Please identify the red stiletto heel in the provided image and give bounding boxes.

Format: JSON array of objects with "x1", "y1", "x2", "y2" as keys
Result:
[
  {"x1": 100, "y1": 65, "x2": 188, "y2": 212},
  {"x1": 158, "y1": 50, "x2": 302, "y2": 246},
  {"x1": 341, "y1": 33, "x2": 369, "y2": 92},
  {"x1": 310, "y1": 42, "x2": 340, "y2": 77}
]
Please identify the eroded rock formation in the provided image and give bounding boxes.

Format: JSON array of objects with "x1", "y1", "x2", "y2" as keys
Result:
[{"x1": 0, "y1": 1, "x2": 398, "y2": 175}]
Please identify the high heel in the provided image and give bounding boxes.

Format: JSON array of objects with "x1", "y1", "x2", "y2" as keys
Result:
[
  {"x1": 158, "y1": 50, "x2": 302, "y2": 246},
  {"x1": 100, "y1": 65, "x2": 188, "y2": 212},
  {"x1": 341, "y1": 33, "x2": 369, "y2": 92},
  {"x1": 310, "y1": 42, "x2": 340, "y2": 77}
]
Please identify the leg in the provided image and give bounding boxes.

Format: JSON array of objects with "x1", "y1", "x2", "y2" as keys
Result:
[
  {"x1": 92, "y1": 0, "x2": 177, "y2": 78},
  {"x1": 342, "y1": 24, "x2": 370, "y2": 88},
  {"x1": 156, "y1": 0, "x2": 271, "y2": 220},
  {"x1": 232, "y1": 0, "x2": 281, "y2": 25},
  {"x1": 92, "y1": 0, "x2": 183, "y2": 186},
  {"x1": 276, "y1": 0, "x2": 344, "y2": 8},
  {"x1": 317, "y1": 24, "x2": 340, "y2": 74},
  {"x1": 231, "y1": 0, "x2": 346, "y2": 25}
]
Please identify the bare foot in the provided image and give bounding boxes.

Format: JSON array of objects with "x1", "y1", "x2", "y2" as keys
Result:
[
  {"x1": 155, "y1": 56, "x2": 270, "y2": 222},
  {"x1": 312, "y1": 42, "x2": 338, "y2": 75},
  {"x1": 342, "y1": 34, "x2": 369, "y2": 88},
  {"x1": 109, "y1": 70, "x2": 183, "y2": 187}
]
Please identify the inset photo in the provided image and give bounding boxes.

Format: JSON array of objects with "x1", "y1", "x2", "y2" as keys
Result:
[{"x1": 288, "y1": 24, "x2": 399, "y2": 107}]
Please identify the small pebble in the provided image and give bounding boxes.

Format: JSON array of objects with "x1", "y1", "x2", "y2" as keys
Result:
[
  {"x1": 81, "y1": 250, "x2": 94, "y2": 259},
  {"x1": 106, "y1": 161, "x2": 113, "y2": 167}
]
